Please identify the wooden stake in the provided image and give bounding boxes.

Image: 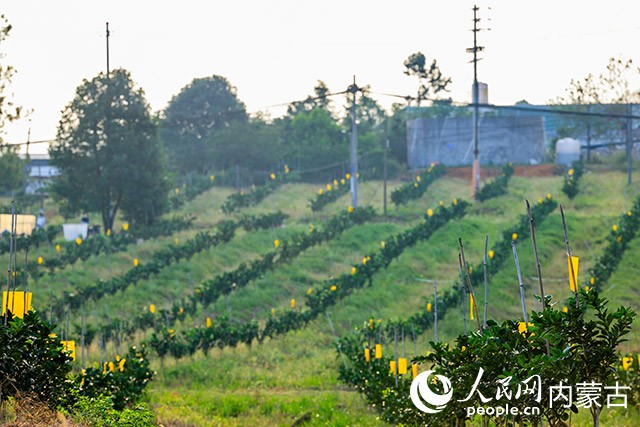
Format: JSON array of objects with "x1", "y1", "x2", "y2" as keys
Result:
[
  {"x1": 393, "y1": 327, "x2": 398, "y2": 387},
  {"x1": 4, "y1": 201, "x2": 15, "y2": 325},
  {"x1": 433, "y1": 280, "x2": 439, "y2": 343},
  {"x1": 560, "y1": 204, "x2": 580, "y2": 307},
  {"x1": 411, "y1": 323, "x2": 417, "y2": 355},
  {"x1": 512, "y1": 241, "x2": 528, "y2": 323},
  {"x1": 458, "y1": 253, "x2": 468, "y2": 335},
  {"x1": 325, "y1": 312, "x2": 347, "y2": 370},
  {"x1": 526, "y1": 200, "x2": 546, "y2": 309},
  {"x1": 459, "y1": 238, "x2": 481, "y2": 331}
]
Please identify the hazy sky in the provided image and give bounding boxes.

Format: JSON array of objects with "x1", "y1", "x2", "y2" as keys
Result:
[{"x1": 2, "y1": 0, "x2": 640, "y2": 153}]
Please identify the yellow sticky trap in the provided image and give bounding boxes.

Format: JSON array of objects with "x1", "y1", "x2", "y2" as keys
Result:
[
  {"x1": 206, "y1": 317, "x2": 212, "y2": 328},
  {"x1": 149, "y1": 304, "x2": 156, "y2": 314},
  {"x1": 290, "y1": 298, "x2": 295, "y2": 309},
  {"x1": 426, "y1": 302, "x2": 432, "y2": 312},
  {"x1": 412, "y1": 363, "x2": 419, "y2": 379},
  {"x1": 375, "y1": 344, "x2": 382, "y2": 359},
  {"x1": 2, "y1": 291, "x2": 33, "y2": 318},
  {"x1": 61, "y1": 340, "x2": 76, "y2": 361},
  {"x1": 518, "y1": 322, "x2": 534, "y2": 335},
  {"x1": 133, "y1": 258, "x2": 139, "y2": 267},
  {"x1": 470, "y1": 293, "x2": 475, "y2": 320},
  {"x1": 567, "y1": 255, "x2": 579, "y2": 292},
  {"x1": 364, "y1": 348, "x2": 370, "y2": 362},
  {"x1": 390, "y1": 360, "x2": 397, "y2": 374},
  {"x1": 518, "y1": 322, "x2": 527, "y2": 334},
  {"x1": 398, "y1": 358, "x2": 408, "y2": 375},
  {"x1": 622, "y1": 356, "x2": 634, "y2": 370}
]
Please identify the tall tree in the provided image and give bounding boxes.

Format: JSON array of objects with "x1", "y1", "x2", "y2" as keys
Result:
[
  {"x1": 160, "y1": 75, "x2": 247, "y2": 173},
  {"x1": 554, "y1": 56, "x2": 640, "y2": 151},
  {"x1": 403, "y1": 51, "x2": 452, "y2": 106},
  {"x1": 0, "y1": 14, "x2": 22, "y2": 137},
  {"x1": 212, "y1": 117, "x2": 281, "y2": 174},
  {"x1": 0, "y1": 145, "x2": 24, "y2": 194},
  {"x1": 50, "y1": 69, "x2": 169, "y2": 231},
  {"x1": 287, "y1": 80, "x2": 335, "y2": 117},
  {"x1": 287, "y1": 108, "x2": 346, "y2": 177},
  {"x1": 342, "y1": 87, "x2": 386, "y2": 134}
]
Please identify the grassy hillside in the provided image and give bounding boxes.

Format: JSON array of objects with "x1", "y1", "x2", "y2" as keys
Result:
[{"x1": 3, "y1": 167, "x2": 640, "y2": 426}]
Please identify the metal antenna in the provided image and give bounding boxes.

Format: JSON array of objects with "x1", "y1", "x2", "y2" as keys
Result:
[
  {"x1": 466, "y1": 5, "x2": 485, "y2": 196},
  {"x1": 106, "y1": 22, "x2": 110, "y2": 75}
]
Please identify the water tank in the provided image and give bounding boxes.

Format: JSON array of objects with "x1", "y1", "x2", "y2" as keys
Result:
[
  {"x1": 471, "y1": 82, "x2": 488, "y2": 104},
  {"x1": 556, "y1": 138, "x2": 581, "y2": 166}
]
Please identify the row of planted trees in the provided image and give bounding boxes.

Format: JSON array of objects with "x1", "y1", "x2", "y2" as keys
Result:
[{"x1": 337, "y1": 196, "x2": 640, "y2": 426}]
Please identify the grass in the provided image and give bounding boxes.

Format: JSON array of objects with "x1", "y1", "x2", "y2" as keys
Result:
[{"x1": 6, "y1": 168, "x2": 640, "y2": 426}]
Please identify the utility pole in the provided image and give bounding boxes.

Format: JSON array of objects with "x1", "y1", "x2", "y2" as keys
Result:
[
  {"x1": 348, "y1": 76, "x2": 359, "y2": 209},
  {"x1": 467, "y1": 5, "x2": 484, "y2": 196},
  {"x1": 106, "y1": 22, "x2": 110, "y2": 75}
]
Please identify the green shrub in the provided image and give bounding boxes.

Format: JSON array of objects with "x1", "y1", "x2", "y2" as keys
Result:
[
  {"x1": 475, "y1": 162, "x2": 514, "y2": 202},
  {"x1": 0, "y1": 310, "x2": 73, "y2": 408},
  {"x1": 561, "y1": 161, "x2": 584, "y2": 199},
  {"x1": 390, "y1": 164, "x2": 446, "y2": 206},
  {"x1": 76, "y1": 345, "x2": 154, "y2": 410},
  {"x1": 63, "y1": 394, "x2": 157, "y2": 426}
]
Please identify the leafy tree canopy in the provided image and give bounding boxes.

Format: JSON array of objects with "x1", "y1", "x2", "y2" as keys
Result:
[
  {"x1": 287, "y1": 80, "x2": 335, "y2": 117},
  {"x1": 0, "y1": 145, "x2": 24, "y2": 194},
  {"x1": 50, "y1": 69, "x2": 169, "y2": 231},
  {"x1": 554, "y1": 56, "x2": 640, "y2": 143},
  {"x1": 160, "y1": 75, "x2": 247, "y2": 173},
  {"x1": 0, "y1": 13, "x2": 21, "y2": 136},
  {"x1": 403, "y1": 51, "x2": 452, "y2": 106},
  {"x1": 287, "y1": 108, "x2": 346, "y2": 176}
]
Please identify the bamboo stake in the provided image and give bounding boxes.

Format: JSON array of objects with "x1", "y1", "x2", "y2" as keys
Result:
[
  {"x1": 433, "y1": 280, "x2": 439, "y2": 343},
  {"x1": 527, "y1": 201, "x2": 551, "y2": 356},
  {"x1": 560, "y1": 204, "x2": 580, "y2": 308},
  {"x1": 393, "y1": 327, "x2": 398, "y2": 387},
  {"x1": 458, "y1": 253, "x2": 468, "y2": 335},
  {"x1": 459, "y1": 239, "x2": 481, "y2": 331},
  {"x1": 411, "y1": 323, "x2": 417, "y2": 355},
  {"x1": 81, "y1": 306, "x2": 86, "y2": 369},
  {"x1": 325, "y1": 312, "x2": 347, "y2": 370},
  {"x1": 4, "y1": 200, "x2": 15, "y2": 325},
  {"x1": 526, "y1": 200, "x2": 546, "y2": 309},
  {"x1": 512, "y1": 241, "x2": 528, "y2": 323},
  {"x1": 483, "y1": 235, "x2": 489, "y2": 328},
  {"x1": 22, "y1": 243, "x2": 29, "y2": 315}
]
